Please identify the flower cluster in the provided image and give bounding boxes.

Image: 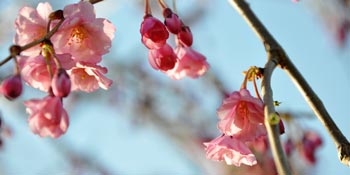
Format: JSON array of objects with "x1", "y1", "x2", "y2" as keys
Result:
[
  {"x1": 0, "y1": 1, "x2": 115, "y2": 138},
  {"x1": 140, "y1": 1, "x2": 209, "y2": 79},
  {"x1": 204, "y1": 89, "x2": 266, "y2": 166}
]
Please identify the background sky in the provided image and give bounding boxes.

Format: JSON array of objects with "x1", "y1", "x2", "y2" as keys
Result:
[{"x1": 0, "y1": 0, "x2": 349, "y2": 174}]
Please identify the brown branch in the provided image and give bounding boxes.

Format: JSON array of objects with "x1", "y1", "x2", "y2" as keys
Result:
[
  {"x1": 229, "y1": 0, "x2": 350, "y2": 168},
  {"x1": 89, "y1": 0, "x2": 104, "y2": 4}
]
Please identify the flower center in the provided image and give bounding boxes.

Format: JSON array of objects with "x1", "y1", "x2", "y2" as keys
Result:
[{"x1": 69, "y1": 26, "x2": 87, "y2": 45}]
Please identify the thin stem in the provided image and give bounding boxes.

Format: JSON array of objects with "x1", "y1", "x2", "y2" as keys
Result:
[
  {"x1": 158, "y1": 0, "x2": 168, "y2": 9},
  {"x1": 0, "y1": 55, "x2": 13, "y2": 67},
  {"x1": 145, "y1": 0, "x2": 152, "y2": 16},
  {"x1": 172, "y1": 0, "x2": 177, "y2": 13},
  {"x1": 262, "y1": 59, "x2": 292, "y2": 175},
  {"x1": 229, "y1": 0, "x2": 350, "y2": 167},
  {"x1": 253, "y1": 76, "x2": 262, "y2": 101}
]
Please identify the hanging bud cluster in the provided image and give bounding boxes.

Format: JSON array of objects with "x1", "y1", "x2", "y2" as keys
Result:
[{"x1": 140, "y1": 0, "x2": 209, "y2": 79}]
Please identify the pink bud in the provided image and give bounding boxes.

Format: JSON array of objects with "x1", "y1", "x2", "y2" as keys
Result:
[
  {"x1": 0, "y1": 75, "x2": 22, "y2": 100},
  {"x1": 140, "y1": 15, "x2": 169, "y2": 49},
  {"x1": 177, "y1": 26, "x2": 193, "y2": 47},
  {"x1": 52, "y1": 68, "x2": 71, "y2": 97},
  {"x1": 148, "y1": 44, "x2": 177, "y2": 71},
  {"x1": 163, "y1": 8, "x2": 182, "y2": 34},
  {"x1": 279, "y1": 120, "x2": 285, "y2": 135}
]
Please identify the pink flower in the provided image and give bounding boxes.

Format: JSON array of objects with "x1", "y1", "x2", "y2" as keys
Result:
[
  {"x1": 163, "y1": 8, "x2": 182, "y2": 34},
  {"x1": 140, "y1": 15, "x2": 169, "y2": 49},
  {"x1": 52, "y1": 1, "x2": 116, "y2": 63},
  {"x1": 177, "y1": 26, "x2": 193, "y2": 47},
  {"x1": 204, "y1": 135, "x2": 257, "y2": 166},
  {"x1": 69, "y1": 63, "x2": 112, "y2": 93},
  {"x1": 52, "y1": 68, "x2": 71, "y2": 98},
  {"x1": 217, "y1": 89, "x2": 266, "y2": 141},
  {"x1": 166, "y1": 46, "x2": 209, "y2": 79},
  {"x1": 14, "y1": 2, "x2": 53, "y2": 56},
  {"x1": 148, "y1": 44, "x2": 177, "y2": 71},
  {"x1": 25, "y1": 96, "x2": 69, "y2": 138},
  {"x1": 0, "y1": 75, "x2": 23, "y2": 100},
  {"x1": 19, "y1": 53, "x2": 74, "y2": 92}
]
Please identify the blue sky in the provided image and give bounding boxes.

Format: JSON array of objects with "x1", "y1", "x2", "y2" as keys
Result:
[{"x1": 0, "y1": 0, "x2": 349, "y2": 174}]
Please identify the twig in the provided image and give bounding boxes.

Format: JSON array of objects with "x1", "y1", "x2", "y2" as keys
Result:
[{"x1": 229, "y1": 0, "x2": 350, "y2": 169}]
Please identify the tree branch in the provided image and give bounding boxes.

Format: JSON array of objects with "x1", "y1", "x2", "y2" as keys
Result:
[{"x1": 229, "y1": 0, "x2": 350, "y2": 168}]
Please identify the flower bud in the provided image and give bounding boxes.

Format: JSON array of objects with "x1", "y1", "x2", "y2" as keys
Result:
[
  {"x1": 148, "y1": 44, "x2": 177, "y2": 71},
  {"x1": 0, "y1": 75, "x2": 22, "y2": 100},
  {"x1": 177, "y1": 26, "x2": 193, "y2": 47},
  {"x1": 52, "y1": 68, "x2": 71, "y2": 97},
  {"x1": 163, "y1": 8, "x2": 182, "y2": 34},
  {"x1": 140, "y1": 15, "x2": 169, "y2": 49}
]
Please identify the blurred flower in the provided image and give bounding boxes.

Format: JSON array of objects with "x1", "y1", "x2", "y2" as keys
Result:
[
  {"x1": 25, "y1": 96, "x2": 69, "y2": 138},
  {"x1": 217, "y1": 89, "x2": 266, "y2": 141},
  {"x1": 204, "y1": 135, "x2": 257, "y2": 166},
  {"x1": 166, "y1": 46, "x2": 209, "y2": 79},
  {"x1": 299, "y1": 130, "x2": 323, "y2": 164}
]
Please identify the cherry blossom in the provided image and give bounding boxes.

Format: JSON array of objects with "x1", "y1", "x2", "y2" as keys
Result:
[
  {"x1": 163, "y1": 8, "x2": 182, "y2": 34},
  {"x1": 52, "y1": 68, "x2": 71, "y2": 97},
  {"x1": 69, "y1": 63, "x2": 112, "y2": 93},
  {"x1": 52, "y1": 1, "x2": 116, "y2": 63},
  {"x1": 204, "y1": 135, "x2": 257, "y2": 166},
  {"x1": 177, "y1": 26, "x2": 193, "y2": 47},
  {"x1": 14, "y1": 2, "x2": 53, "y2": 56},
  {"x1": 25, "y1": 96, "x2": 69, "y2": 138},
  {"x1": 166, "y1": 46, "x2": 209, "y2": 79},
  {"x1": 217, "y1": 88, "x2": 266, "y2": 141},
  {"x1": 18, "y1": 53, "x2": 74, "y2": 92}
]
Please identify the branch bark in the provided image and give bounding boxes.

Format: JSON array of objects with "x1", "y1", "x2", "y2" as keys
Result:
[{"x1": 229, "y1": 0, "x2": 350, "y2": 172}]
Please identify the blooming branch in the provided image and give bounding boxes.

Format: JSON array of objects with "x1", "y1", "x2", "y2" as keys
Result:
[{"x1": 229, "y1": 0, "x2": 350, "y2": 172}]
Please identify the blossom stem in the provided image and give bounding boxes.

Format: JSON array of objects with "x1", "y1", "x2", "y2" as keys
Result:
[
  {"x1": 158, "y1": 0, "x2": 168, "y2": 9},
  {"x1": 253, "y1": 76, "x2": 262, "y2": 101},
  {"x1": 145, "y1": 0, "x2": 152, "y2": 16},
  {"x1": 229, "y1": 0, "x2": 350, "y2": 167},
  {"x1": 172, "y1": 0, "x2": 177, "y2": 13}
]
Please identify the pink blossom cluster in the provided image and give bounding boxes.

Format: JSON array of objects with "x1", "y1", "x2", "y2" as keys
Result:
[
  {"x1": 204, "y1": 89, "x2": 267, "y2": 166},
  {"x1": 0, "y1": 2, "x2": 115, "y2": 138},
  {"x1": 140, "y1": 5, "x2": 209, "y2": 79}
]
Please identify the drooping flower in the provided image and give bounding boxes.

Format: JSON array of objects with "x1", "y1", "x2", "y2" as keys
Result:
[
  {"x1": 148, "y1": 43, "x2": 177, "y2": 71},
  {"x1": 163, "y1": 8, "x2": 182, "y2": 34},
  {"x1": 204, "y1": 135, "x2": 257, "y2": 166},
  {"x1": 0, "y1": 74, "x2": 23, "y2": 100},
  {"x1": 140, "y1": 15, "x2": 169, "y2": 49},
  {"x1": 217, "y1": 89, "x2": 266, "y2": 141},
  {"x1": 25, "y1": 96, "x2": 69, "y2": 138},
  {"x1": 52, "y1": 68, "x2": 71, "y2": 97},
  {"x1": 69, "y1": 62, "x2": 112, "y2": 93},
  {"x1": 52, "y1": 1, "x2": 116, "y2": 64},
  {"x1": 166, "y1": 46, "x2": 209, "y2": 79},
  {"x1": 18, "y1": 53, "x2": 74, "y2": 92},
  {"x1": 14, "y1": 2, "x2": 53, "y2": 56}
]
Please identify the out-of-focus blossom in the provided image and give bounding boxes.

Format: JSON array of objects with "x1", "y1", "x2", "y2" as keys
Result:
[
  {"x1": 204, "y1": 135, "x2": 257, "y2": 166},
  {"x1": 0, "y1": 75, "x2": 23, "y2": 100},
  {"x1": 52, "y1": 68, "x2": 71, "y2": 97},
  {"x1": 300, "y1": 131, "x2": 323, "y2": 164},
  {"x1": 163, "y1": 8, "x2": 182, "y2": 34},
  {"x1": 19, "y1": 53, "x2": 74, "y2": 92},
  {"x1": 217, "y1": 89, "x2": 266, "y2": 141},
  {"x1": 69, "y1": 62, "x2": 112, "y2": 93},
  {"x1": 140, "y1": 15, "x2": 169, "y2": 49},
  {"x1": 148, "y1": 44, "x2": 177, "y2": 71},
  {"x1": 166, "y1": 46, "x2": 209, "y2": 79},
  {"x1": 52, "y1": 1, "x2": 115, "y2": 63},
  {"x1": 14, "y1": 2, "x2": 53, "y2": 56},
  {"x1": 25, "y1": 96, "x2": 69, "y2": 138}
]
